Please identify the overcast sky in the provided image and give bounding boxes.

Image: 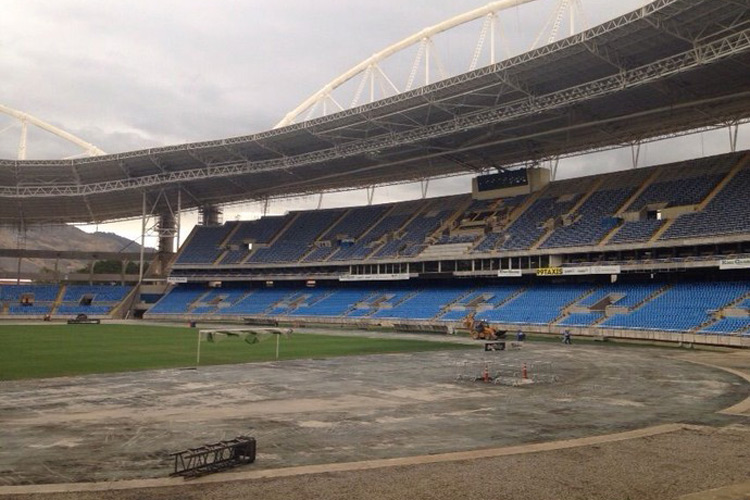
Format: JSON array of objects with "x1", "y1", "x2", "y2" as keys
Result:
[{"x1": 1, "y1": 0, "x2": 747, "y2": 244}]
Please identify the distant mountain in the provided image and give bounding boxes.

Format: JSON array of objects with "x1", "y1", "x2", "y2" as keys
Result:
[
  {"x1": 0, "y1": 225, "x2": 155, "y2": 275},
  {"x1": 89, "y1": 231, "x2": 151, "y2": 253}
]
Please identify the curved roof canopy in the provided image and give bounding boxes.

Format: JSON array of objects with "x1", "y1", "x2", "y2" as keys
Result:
[{"x1": 1, "y1": 0, "x2": 749, "y2": 225}]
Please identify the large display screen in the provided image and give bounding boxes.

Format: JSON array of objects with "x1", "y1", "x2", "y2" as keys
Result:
[{"x1": 476, "y1": 169, "x2": 528, "y2": 191}]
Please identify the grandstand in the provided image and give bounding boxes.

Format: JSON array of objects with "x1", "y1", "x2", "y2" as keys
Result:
[{"x1": 148, "y1": 150, "x2": 750, "y2": 345}]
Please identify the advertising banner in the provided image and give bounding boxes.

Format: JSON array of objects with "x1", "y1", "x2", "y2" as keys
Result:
[
  {"x1": 719, "y1": 258, "x2": 750, "y2": 270},
  {"x1": 339, "y1": 273, "x2": 410, "y2": 281}
]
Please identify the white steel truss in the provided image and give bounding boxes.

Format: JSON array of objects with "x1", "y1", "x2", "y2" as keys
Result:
[
  {"x1": 0, "y1": 104, "x2": 105, "y2": 159},
  {"x1": 1, "y1": 23, "x2": 747, "y2": 198},
  {"x1": 275, "y1": 0, "x2": 595, "y2": 128}
]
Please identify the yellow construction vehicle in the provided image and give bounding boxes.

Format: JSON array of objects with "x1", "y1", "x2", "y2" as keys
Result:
[{"x1": 463, "y1": 312, "x2": 501, "y2": 340}]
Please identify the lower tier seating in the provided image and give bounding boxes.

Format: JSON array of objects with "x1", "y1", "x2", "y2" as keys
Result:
[
  {"x1": 0, "y1": 284, "x2": 132, "y2": 317},
  {"x1": 146, "y1": 280, "x2": 750, "y2": 335}
]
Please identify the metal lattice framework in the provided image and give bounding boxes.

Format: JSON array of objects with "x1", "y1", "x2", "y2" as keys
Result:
[
  {"x1": 0, "y1": 104, "x2": 105, "y2": 160},
  {"x1": 0, "y1": 0, "x2": 749, "y2": 225},
  {"x1": 275, "y1": 0, "x2": 590, "y2": 128}
]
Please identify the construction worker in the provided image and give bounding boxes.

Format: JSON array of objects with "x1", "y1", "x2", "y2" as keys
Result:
[{"x1": 562, "y1": 329, "x2": 572, "y2": 345}]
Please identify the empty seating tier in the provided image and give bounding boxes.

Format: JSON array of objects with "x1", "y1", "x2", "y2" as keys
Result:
[
  {"x1": 147, "y1": 280, "x2": 750, "y2": 337},
  {"x1": 170, "y1": 152, "x2": 749, "y2": 265}
]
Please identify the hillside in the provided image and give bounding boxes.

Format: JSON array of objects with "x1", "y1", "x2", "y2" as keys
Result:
[{"x1": 0, "y1": 225, "x2": 154, "y2": 276}]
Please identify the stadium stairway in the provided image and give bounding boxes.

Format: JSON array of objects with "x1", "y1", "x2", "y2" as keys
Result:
[
  {"x1": 343, "y1": 290, "x2": 380, "y2": 317},
  {"x1": 368, "y1": 205, "x2": 426, "y2": 259},
  {"x1": 614, "y1": 168, "x2": 662, "y2": 216},
  {"x1": 598, "y1": 284, "x2": 672, "y2": 325},
  {"x1": 245, "y1": 212, "x2": 301, "y2": 261},
  {"x1": 188, "y1": 289, "x2": 216, "y2": 314},
  {"x1": 532, "y1": 177, "x2": 605, "y2": 250},
  {"x1": 469, "y1": 189, "x2": 544, "y2": 253},
  {"x1": 647, "y1": 156, "x2": 749, "y2": 244},
  {"x1": 110, "y1": 285, "x2": 141, "y2": 319},
  {"x1": 649, "y1": 216, "x2": 680, "y2": 243},
  {"x1": 432, "y1": 196, "x2": 474, "y2": 236},
  {"x1": 550, "y1": 287, "x2": 597, "y2": 325},
  {"x1": 507, "y1": 188, "x2": 544, "y2": 225},
  {"x1": 213, "y1": 224, "x2": 241, "y2": 265},
  {"x1": 298, "y1": 209, "x2": 351, "y2": 262},
  {"x1": 433, "y1": 288, "x2": 482, "y2": 321},
  {"x1": 694, "y1": 290, "x2": 750, "y2": 332},
  {"x1": 598, "y1": 168, "x2": 668, "y2": 246},
  {"x1": 50, "y1": 285, "x2": 67, "y2": 316},
  {"x1": 598, "y1": 170, "x2": 662, "y2": 245},
  {"x1": 695, "y1": 153, "x2": 749, "y2": 212},
  {"x1": 320, "y1": 208, "x2": 385, "y2": 263}
]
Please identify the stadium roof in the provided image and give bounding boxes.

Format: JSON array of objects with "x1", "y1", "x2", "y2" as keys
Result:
[{"x1": 1, "y1": 0, "x2": 749, "y2": 225}]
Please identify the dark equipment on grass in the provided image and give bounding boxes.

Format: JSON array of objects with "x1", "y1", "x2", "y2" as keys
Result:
[{"x1": 66, "y1": 313, "x2": 101, "y2": 325}]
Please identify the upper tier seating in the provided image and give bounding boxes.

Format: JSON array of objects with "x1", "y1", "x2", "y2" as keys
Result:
[
  {"x1": 608, "y1": 219, "x2": 665, "y2": 245},
  {"x1": 176, "y1": 225, "x2": 235, "y2": 265},
  {"x1": 373, "y1": 198, "x2": 463, "y2": 259},
  {"x1": 628, "y1": 175, "x2": 722, "y2": 212},
  {"x1": 170, "y1": 151, "x2": 748, "y2": 265},
  {"x1": 248, "y1": 209, "x2": 346, "y2": 263},
  {"x1": 303, "y1": 205, "x2": 390, "y2": 263},
  {"x1": 541, "y1": 189, "x2": 629, "y2": 248},
  {"x1": 661, "y1": 168, "x2": 750, "y2": 240},
  {"x1": 500, "y1": 194, "x2": 581, "y2": 250},
  {"x1": 329, "y1": 201, "x2": 420, "y2": 261},
  {"x1": 220, "y1": 216, "x2": 290, "y2": 264}
]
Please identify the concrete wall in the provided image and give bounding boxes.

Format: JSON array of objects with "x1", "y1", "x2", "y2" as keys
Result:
[{"x1": 144, "y1": 313, "x2": 750, "y2": 349}]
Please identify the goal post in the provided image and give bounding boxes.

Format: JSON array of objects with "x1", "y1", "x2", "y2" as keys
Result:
[{"x1": 196, "y1": 327, "x2": 293, "y2": 367}]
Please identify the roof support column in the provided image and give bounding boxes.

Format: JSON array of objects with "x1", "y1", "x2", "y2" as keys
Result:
[
  {"x1": 176, "y1": 189, "x2": 182, "y2": 254},
  {"x1": 550, "y1": 157, "x2": 560, "y2": 181},
  {"x1": 728, "y1": 121, "x2": 739, "y2": 153},
  {"x1": 155, "y1": 212, "x2": 177, "y2": 277},
  {"x1": 139, "y1": 192, "x2": 146, "y2": 284},
  {"x1": 199, "y1": 205, "x2": 223, "y2": 226},
  {"x1": 631, "y1": 141, "x2": 641, "y2": 169}
]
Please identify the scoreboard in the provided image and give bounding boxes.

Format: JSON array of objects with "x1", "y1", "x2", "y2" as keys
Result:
[{"x1": 476, "y1": 169, "x2": 529, "y2": 192}]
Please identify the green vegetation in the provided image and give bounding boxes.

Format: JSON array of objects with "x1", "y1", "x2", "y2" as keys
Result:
[
  {"x1": 75, "y1": 260, "x2": 140, "y2": 274},
  {"x1": 0, "y1": 324, "x2": 469, "y2": 380}
]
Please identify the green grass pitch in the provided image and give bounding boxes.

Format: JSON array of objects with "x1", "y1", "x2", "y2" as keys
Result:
[{"x1": 0, "y1": 324, "x2": 470, "y2": 380}]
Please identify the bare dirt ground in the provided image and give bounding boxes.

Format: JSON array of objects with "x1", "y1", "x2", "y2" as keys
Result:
[{"x1": 2, "y1": 328, "x2": 750, "y2": 499}]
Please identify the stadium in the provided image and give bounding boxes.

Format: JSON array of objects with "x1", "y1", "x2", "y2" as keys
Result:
[{"x1": 2, "y1": 0, "x2": 750, "y2": 498}]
